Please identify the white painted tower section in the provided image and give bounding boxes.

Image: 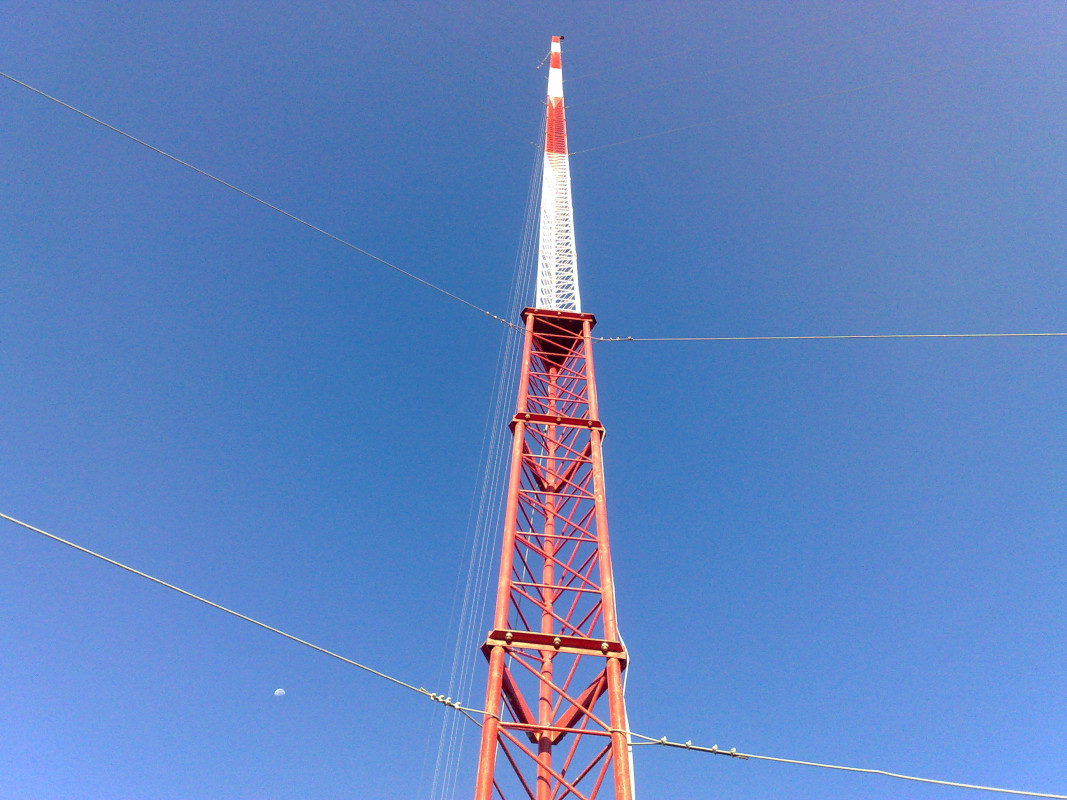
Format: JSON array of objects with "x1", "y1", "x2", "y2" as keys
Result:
[{"x1": 536, "y1": 37, "x2": 581, "y2": 312}]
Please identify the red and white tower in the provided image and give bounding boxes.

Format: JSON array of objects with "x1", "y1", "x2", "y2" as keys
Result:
[{"x1": 472, "y1": 36, "x2": 635, "y2": 800}]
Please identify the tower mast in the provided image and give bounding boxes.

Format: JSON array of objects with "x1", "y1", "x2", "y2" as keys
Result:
[
  {"x1": 536, "y1": 36, "x2": 581, "y2": 313},
  {"x1": 472, "y1": 36, "x2": 635, "y2": 800}
]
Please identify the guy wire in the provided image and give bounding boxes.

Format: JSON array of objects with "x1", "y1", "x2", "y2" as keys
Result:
[{"x1": 425, "y1": 103, "x2": 545, "y2": 800}]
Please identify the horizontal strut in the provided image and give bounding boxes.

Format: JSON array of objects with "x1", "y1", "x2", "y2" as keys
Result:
[
  {"x1": 511, "y1": 412, "x2": 604, "y2": 432},
  {"x1": 483, "y1": 629, "x2": 626, "y2": 660}
]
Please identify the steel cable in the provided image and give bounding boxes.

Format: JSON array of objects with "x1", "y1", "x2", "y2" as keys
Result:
[
  {"x1": 0, "y1": 70, "x2": 518, "y2": 331},
  {"x1": 0, "y1": 511, "x2": 436, "y2": 701},
  {"x1": 5, "y1": 508, "x2": 1065, "y2": 799},
  {"x1": 426, "y1": 102, "x2": 546, "y2": 800},
  {"x1": 595, "y1": 332, "x2": 1067, "y2": 344},
  {"x1": 627, "y1": 732, "x2": 1067, "y2": 799}
]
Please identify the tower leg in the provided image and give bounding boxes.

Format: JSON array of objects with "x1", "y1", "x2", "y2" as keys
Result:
[
  {"x1": 473, "y1": 645, "x2": 505, "y2": 800},
  {"x1": 606, "y1": 657, "x2": 634, "y2": 800}
]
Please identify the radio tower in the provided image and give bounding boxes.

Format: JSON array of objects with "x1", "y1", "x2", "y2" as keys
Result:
[{"x1": 472, "y1": 36, "x2": 635, "y2": 800}]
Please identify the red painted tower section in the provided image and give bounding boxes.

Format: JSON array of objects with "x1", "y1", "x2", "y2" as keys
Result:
[{"x1": 471, "y1": 306, "x2": 635, "y2": 799}]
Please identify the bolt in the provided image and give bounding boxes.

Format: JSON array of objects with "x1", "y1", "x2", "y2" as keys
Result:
[{"x1": 553, "y1": 636, "x2": 561, "y2": 647}]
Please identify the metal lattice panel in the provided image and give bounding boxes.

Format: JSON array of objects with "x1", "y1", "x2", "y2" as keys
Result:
[{"x1": 472, "y1": 309, "x2": 633, "y2": 800}]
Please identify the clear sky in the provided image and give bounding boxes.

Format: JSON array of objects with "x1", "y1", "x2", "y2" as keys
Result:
[{"x1": 2, "y1": 2, "x2": 1065, "y2": 799}]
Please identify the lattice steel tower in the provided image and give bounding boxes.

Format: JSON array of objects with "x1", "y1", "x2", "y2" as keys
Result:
[{"x1": 472, "y1": 36, "x2": 635, "y2": 800}]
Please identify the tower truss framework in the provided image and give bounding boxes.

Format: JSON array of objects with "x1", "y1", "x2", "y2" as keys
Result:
[{"x1": 472, "y1": 308, "x2": 634, "y2": 800}]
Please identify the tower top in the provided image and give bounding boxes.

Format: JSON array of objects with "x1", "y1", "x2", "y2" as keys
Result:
[{"x1": 535, "y1": 35, "x2": 581, "y2": 312}]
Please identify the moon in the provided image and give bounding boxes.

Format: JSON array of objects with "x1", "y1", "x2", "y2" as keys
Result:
[{"x1": 274, "y1": 688, "x2": 286, "y2": 697}]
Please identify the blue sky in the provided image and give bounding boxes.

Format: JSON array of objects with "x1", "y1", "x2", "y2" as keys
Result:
[{"x1": 2, "y1": 2, "x2": 1065, "y2": 799}]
